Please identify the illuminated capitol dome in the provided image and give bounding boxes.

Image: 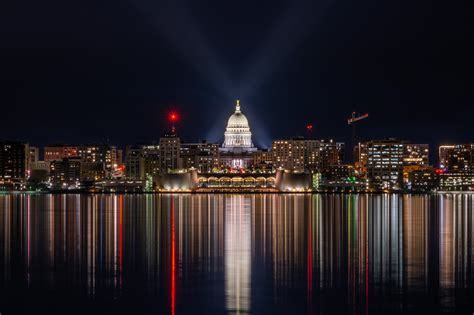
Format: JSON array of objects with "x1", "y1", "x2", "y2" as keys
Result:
[{"x1": 221, "y1": 100, "x2": 257, "y2": 153}]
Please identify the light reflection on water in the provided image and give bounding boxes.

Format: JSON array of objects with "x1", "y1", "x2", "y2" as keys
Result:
[{"x1": 0, "y1": 193, "x2": 474, "y2": 314}]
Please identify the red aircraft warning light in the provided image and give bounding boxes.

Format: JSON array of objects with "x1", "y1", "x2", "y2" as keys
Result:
[{"x1": 168, "y1": 112, "x2": 179, "y2": 123}]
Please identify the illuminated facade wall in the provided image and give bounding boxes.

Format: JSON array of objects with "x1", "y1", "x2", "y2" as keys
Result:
[
  {"x1": 49, "y1": 157, "x2": 82, "y2": 185},
  {"x1": 44, "y1": 145, "x2": 78, "y2": 162},
  {"x1": 272, "y1": 139, "x2": 306, "y2": 171},
  {"x1": 159, "y1": 136, "x2": 181, "y2": 173},
  {"x1": 77, "y1": 144, "x2": 117, "y2": 173},
  {"x1": 272, "y1": 138, "x2": 343, "y2": 172},
  {"x1": 439, "y1": 145, "x2": 455, "y2": 169},
  {"x1": 442, "y1": 144, "x2": 474, "y2": 172},
  {"x1": 180, "y1": 142, "x2": 219, "y2": 172},
  {"x1": 125, "y1": 145, "x2": 145, "y2": 179},
  {"x1": 366, "y1": 139, "x2": 404, "y2": 189},
  {"x1": 0, "y1": 141, "x2": 29, "y2": 181},
  {"x1": 403, "y1": 144, "x2": 429, "y2": 166}
]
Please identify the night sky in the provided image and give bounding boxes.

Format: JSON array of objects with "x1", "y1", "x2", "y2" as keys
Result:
[{"x1": 1, "y1": 0, "x2": 472, "y2": 161}]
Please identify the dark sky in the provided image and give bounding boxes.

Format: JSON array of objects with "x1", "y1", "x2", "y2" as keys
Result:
[{"x1": 1, "y1": 0, "x2": 472, "y2": 160}]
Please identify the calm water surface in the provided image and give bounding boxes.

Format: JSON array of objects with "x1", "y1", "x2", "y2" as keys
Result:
[{"x1": 1, "y1": 193, "x2": 474, "y2": 314}]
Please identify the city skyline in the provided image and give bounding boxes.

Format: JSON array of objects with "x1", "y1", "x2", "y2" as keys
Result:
[{"x1": 2, "y1": 2, "x2": 474, "y2": 314}]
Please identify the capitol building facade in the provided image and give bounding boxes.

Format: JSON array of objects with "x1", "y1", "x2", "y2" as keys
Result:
[{"x1": 219, "y1": 100, "x2": 258, "y2": 168}]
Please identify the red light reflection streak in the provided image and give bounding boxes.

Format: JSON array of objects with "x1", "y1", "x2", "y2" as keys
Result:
[
  {"x1": 171, "y1": 197, "x2": 176, "y2": 315},
  {"x1": 119, "y1": 195, "x2": 123, "y2": 288}
]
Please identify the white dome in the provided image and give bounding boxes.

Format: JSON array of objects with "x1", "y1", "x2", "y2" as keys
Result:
[
  {"x1": 227, "y1": 112, "x2": 249, "y2": 128},
  {"x1": 221, "y1": 100, "x2": 255, "y2": 151}
]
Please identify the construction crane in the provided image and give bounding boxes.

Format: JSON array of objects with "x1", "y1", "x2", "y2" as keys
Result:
[
  {"x1": 347, "y1": 112, "x2": 369, "y2": 125},
  {"x1": 348, "y1": 112, "x2": 369, "y2": 162}
]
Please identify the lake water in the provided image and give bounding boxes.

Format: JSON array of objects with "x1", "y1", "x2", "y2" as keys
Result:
[{"x1": 1, "y1": 193, "x2": 474, "y2": 314}]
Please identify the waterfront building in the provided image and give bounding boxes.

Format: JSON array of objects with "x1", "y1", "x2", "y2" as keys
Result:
[
  {"x1": 181, "y1": 141, "x2": 219, "y2": 173},
  {"x1": 124, "y1": 144, "x2": 162, "y2": 179},
  {"x1": 354, "y1": 142, "x2": 368, "y2": 175},
  {"x1": 438, "y1": 171, "x2": 474, "y2": 191},
  {"x1": 304, "y1": 139, "x2": 320, "y2": 171},
  {"x1": 365, "y1": 139, "x2": 404, "y2": 190},
  {"x1": 142, "y1": 145, "x2": 161, "y2": 176},
  {"x1": 49, "y1": 157, "x2": 82, "y2": 187},
  {"x1": 77, "y1": 144, "x2": 117, "y2": 173},
  {"x1": 219, "y1": 100, "x2": 257, "y2": 168},
  {"x1": 316, "y1": 140, "x2": 344, "y2": 172},
  {"x1": 326, "y1": 164, "x2": 356, "y2": 181},
  {"x1": 0, "y1": 140, "x2": 29, "y2": 181},
  {"x1": 125, "y1": 145, "x2": 145, "y2": 179},
  {"x1": 80, "y1": 161, "x2": 106, "y2": 181},
  {"x1": 159, "y1": 135, "x2": 181, "y2": 173},
  {"x1": 439, "y1": 144, "x2": 474, "y2": 172},
  {"x1": 272, "y1": 138, "x2": 343, "y2": 172},
  {"x1": 252, "y1": 149, "x2": 273, "y2": 170},
  {"x1": 360, "y1": 139, "x2": 429, "y2": 190},
  {"x1": 438, "y1": 145, "x2": 455, "y2": 169},
  {"x1": 403, "y1": 144, "x2": 429, "y2": 166},
  {"x1": 45, "y1": 144, "x2": 117, "y2": 175},
  {"x1": 407, "y1": 167, "x2": 438, "y2": 191},
  {"x1": 272, "y1": 138, "x2": 306, "y2": 171},
  {"x1": 44, "y1": 144, "x2": 78, "y2": 161}
]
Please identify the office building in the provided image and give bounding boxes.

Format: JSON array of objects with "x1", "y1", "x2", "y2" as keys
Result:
[{"x1": 0, "y1": 141, "x2": 29, "y2": 181}]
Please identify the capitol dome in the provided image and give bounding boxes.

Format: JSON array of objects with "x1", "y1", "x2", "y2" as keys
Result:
[
  {"x1": 221, "y1": 100, "x2": 256, "y2": 152},
  {"x1": 227, "y1": 107, "x2": 249, "y2": 128}
]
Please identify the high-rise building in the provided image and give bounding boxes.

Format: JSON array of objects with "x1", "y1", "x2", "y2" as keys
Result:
[
  {"x1": 438, "y1": 172, "x2": 474, "y2": 191},
  {"x1": 0, "y1": 141, "x2": 29, "y2": 181},
  {"x1": 354, "y1": 142, "x2": 368, "y2": 175},
  {"x1": 366, "y1": 139, "x2": 404, "y2": 190},
  {"x1": 272, "y1": 138, "x2": 343, "y2": 172},
  {"x1": 303, "y1": 140, "x2": 319, "y2": 171},
  {"x1": 438, "y1": 145, "x2": 455, "y2": 169},
  {"x1": 403, "y1": 144, "x2": 429, "y2": 166},
  {"x1": 159, "y1": 135, "x2": 181, "y2": 173},
  {"x1": 49, "y1": 157, "x2": 82, "y2": 187},
  {"x1": 181, "y1": 141, "x2": 219, "y2": 173},
  {"x1": 316, "y1": 140, "x2": 344, "y2": 172},
  {"x1": 142, "y1": 145, "x2": 161, "y2": 176},
  {"x1": 44, "y1": 145, "x2": 78, "y2": 161},
  {"x1": 408, "y1": 168, "x2": 438, "y2": 192},
  {"x1": 439, "y1": 144, "x2": 474, "y2": 172},
  {"x1": 77, "y1": 144, "x2": 117, "y2": 173},
  {"x1": 125, "y1": 145, "x2": 145, "y2": 179},
  {"x1": 124, "y1": 144, "x2": 163, "y2": 179},
  {"x1": 272, "y1": 138, "x2": 306, "y2": 171}
]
